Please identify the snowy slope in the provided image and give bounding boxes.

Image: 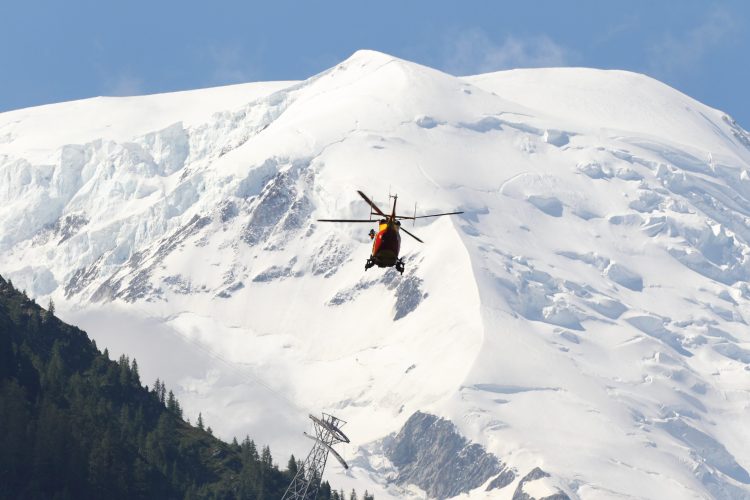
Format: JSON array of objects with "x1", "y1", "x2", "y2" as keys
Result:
[
  {"x1": 2, "y1": 50, "x2": 750, "y2": 499},
  {"x1": 0, "y1": 81, "x2": 294, "y2": 163}
]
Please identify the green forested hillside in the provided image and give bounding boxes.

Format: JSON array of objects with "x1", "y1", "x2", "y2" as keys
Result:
[{"x1": 0, "y1": 275, "x2": 355, "y2": 500}]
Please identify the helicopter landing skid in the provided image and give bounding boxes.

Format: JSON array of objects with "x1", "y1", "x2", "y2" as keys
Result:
[
  {"x1": 364, "y1": 257, "x2": 404, "y2": 274},
  {"x1": 395, "y1": 258, "x2": 405, "y2": 274}
]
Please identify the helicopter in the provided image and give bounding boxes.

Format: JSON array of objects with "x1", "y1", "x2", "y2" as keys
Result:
[{"x1": 317, "y1": 190, "x2": 463, "y2": 274}]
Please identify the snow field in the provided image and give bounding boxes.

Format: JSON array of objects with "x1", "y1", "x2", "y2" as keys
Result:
[{"x1": 2, "y1": 50, "x2": 750, "y2": 498}]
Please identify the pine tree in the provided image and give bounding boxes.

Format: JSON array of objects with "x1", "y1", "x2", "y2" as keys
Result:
[
  {"x1": 118, "y1": 355, "x2": 130, "y2": 387},
  {"x1": 42, "y1": 298, "x2": 55, "y2": 323},
  {"x1": 261, "y1": 445, "x2": 273, "y2": 468},
  {"x1": 242, "y1": 437, "x2": 259, "y2": 463},
  {"x1": 130, "y1": 359, "x2": 140, "y2": 385},
  {"x1": 318, "y1": 480, "x2": 332, "y2": 499},
  {"x1": 287, "y1": 454, "x2": 298, "y2": 478},
  {"x1": 167, "y1": 390, "x2": 177, "y2": 413},
  {"x1": 153, "y1": 378, "x2": 162, "y2": 402},
  {"x1": 152, "y1": 378, "x2": 166, "y2": 405},
  {"x1": 197, "y1": 413, "x2": 204, "y2": 430}
]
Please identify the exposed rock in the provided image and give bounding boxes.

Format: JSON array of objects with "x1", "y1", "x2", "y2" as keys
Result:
[
  {"x1": 219, "y1": 200, "x2": 239, "y2": 222},
  {"x1": 163, "y1": 274, "x2": 194, "y2": 294},
  {"x1": 252, "y1": 257, "x2": 298, "y2": 282},
  {"x1": 486, "y1": 466, "x2": 516, "y2": 491},
  {"x1": 64, "y1": 255, "x2": 104, "y2": 298},
  {"x1": 512, "y1": 467, "x2": 569, "y2": 500},
  {"x1": 216, "y1": 281, "x2": 244, "y2": 298},
  {"x1": 54, "y1": 213, "x2": 89, "y2": 244},
  {"x1": 311, "y1": 236, "x2": 350, "y2": 278},
  {"x1": 384, "y1": 411, "x2": 509, "y2": 499},
  {"x1": 91, "y1": 214, "x2": 211, "y2": 303},
  {"x1": 327, "y1": 266, "x2": 427, "y2": 319},
  {"x1": 242, "y1": 160, "x2": 312, "y2": 249},
  {"x1": 386, "y1": 270, "x2": 427, "y2": 321},
  {"x1": 723, "y1": 115, "x2": 750, "y2": 152}
]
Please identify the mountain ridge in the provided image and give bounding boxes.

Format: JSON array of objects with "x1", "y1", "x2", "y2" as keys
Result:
[{"x1": 2, "y1": 49, "x2": 750, "y2": 499}]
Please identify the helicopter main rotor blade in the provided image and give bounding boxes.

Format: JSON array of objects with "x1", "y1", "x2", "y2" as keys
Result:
[
  {"x1": 400, "y1": 226, "x2": 424, "y2": 243},
  {"x1": 357, "y1": 190, "x2": 388, "y2": 218},
  {"x1": 410, "y1": 211, "x2": 464, "y2": 219},
  {"x1": 317, "y1": 219, "x2": 377, "y2": 223}
]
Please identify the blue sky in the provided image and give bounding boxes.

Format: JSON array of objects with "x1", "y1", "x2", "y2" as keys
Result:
[{"x1": 3, "y1": 0, "x2": 749, "y2": 127}]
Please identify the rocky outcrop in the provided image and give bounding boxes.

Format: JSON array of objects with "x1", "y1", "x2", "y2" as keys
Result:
[
  {"x1": 384, "y1": 411, "x2": 512, "y2": 499},
  {"x1": 512, "y1": 467, "x2": 569, "y2": 500}
]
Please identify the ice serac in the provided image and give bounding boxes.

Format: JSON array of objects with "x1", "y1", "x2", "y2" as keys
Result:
[{"x1": 2, "y1": 49, "x2": 750, "y2": 498}]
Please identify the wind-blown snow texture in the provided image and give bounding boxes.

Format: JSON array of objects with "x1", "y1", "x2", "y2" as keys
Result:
[{"x1": 2, "y1": 50, "x2": 750, "y2": 499}]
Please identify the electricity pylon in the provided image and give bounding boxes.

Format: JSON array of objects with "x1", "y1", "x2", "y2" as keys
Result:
[{"x1": 282, "y1": 413, "x2": 350, "y2": 500}]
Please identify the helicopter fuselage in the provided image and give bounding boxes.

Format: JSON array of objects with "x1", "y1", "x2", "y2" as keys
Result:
[{"x1": 371, "y1": 220, "x2": 401, "y2": 267}]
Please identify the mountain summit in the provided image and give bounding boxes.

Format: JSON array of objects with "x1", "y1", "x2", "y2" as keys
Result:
[{"x1": 2, "y1": 50, "x2": 750, "y2": 498}]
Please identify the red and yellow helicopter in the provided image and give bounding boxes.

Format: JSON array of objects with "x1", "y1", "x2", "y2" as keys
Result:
[{"x1": 318, "y1": 190, "x2": 463, "y2": 274}]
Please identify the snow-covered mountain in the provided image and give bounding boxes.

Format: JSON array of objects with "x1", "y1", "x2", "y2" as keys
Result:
[{"x1": 3, "y1": 50, "x2": 750, "y2": 499}]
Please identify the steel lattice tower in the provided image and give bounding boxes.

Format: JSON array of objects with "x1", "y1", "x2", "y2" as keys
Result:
[{"x1": 282, "y1": 413, "x2": 350, "y2": 500}]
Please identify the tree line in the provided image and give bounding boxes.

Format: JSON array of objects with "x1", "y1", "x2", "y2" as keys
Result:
[{"x1": 0, "y1": 275, "x2": 372, "y2": 499}]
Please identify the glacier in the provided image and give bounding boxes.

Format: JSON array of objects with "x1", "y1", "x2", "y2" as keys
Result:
[{"x1": 2, "y1": 49, "x2": 750, "y2": 499}]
